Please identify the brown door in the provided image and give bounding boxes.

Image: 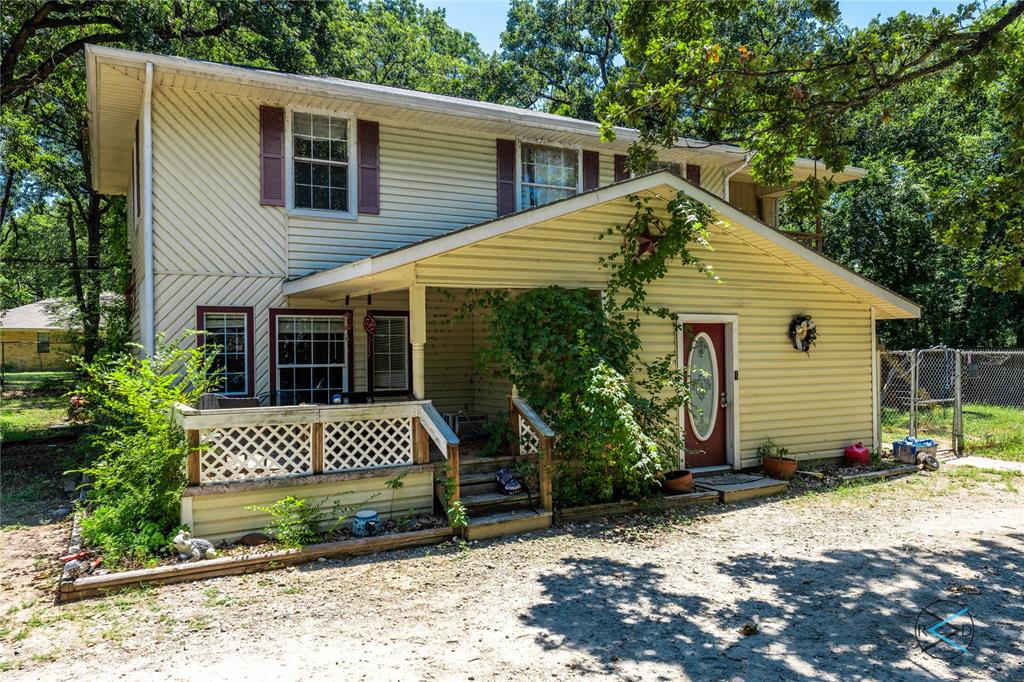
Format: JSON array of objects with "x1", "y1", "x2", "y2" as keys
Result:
[{"x1": 683, "y1": 323, "x2": 728, "y2": 468}]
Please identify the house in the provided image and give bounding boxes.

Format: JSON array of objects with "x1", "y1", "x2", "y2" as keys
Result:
[
  {"x1": 85, "y1": 46, "x2": 919, "y2": 541},
  {"x1": 0, "y1": 299, "x2": 78, "y2": 372}
]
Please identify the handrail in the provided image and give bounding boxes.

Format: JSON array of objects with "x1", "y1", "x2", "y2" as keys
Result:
[
  {"x1": 172, "y1": 400, "x2": 431, "y2": 431},
  {"x1": 416, "y1": 403, "x2": 460, "y2": 452},
  {"x1": 509, "y1": 395, "x2": 555, "y2": 511},
  {"x1": 510, "y1": 396, "x2": 555, "y2": 438}
]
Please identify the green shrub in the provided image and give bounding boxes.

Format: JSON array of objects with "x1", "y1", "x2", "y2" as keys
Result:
[
  {"x1": 75, "y1": 335, "x2": 217, "y2": 564},
  {"x1": 247, "y1": 496, "x2": 320, "y2": 549}
]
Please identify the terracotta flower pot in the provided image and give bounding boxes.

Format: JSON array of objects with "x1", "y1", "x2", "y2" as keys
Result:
[
  {"x1": 661, "y1": 469, "x2": 694, "y2": 494},
  {"x1": 762, "y1": 456, "x2": 798, "y2": 480}
]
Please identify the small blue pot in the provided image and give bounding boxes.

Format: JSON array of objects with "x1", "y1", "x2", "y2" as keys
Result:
[{"x1": 352, "y1": 509, "x2": 380, "y2": 537}]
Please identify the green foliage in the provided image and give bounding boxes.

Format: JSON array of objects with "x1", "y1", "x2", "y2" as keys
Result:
[
  {"x1": 500, "y1": 0, "x2": 621, "y2": 118},
  {"x1": 74, "y1": 335, "x2": 218, "y2": 564},
  {"x1": 466, "y1": 192, "x2": 717, "y2": 505},
  {"x1": 756, "y1": 438, "x2": 792, "y2": 460},
  {"x1": 601, "y1": 0, "x2": 1024, "y2": 291},
  {"x1": 246, "y1": 496, "x2": 320, "y2": 549},
  {"x1": 438, "y1": 464, "x2": 468, "y2": 529}
]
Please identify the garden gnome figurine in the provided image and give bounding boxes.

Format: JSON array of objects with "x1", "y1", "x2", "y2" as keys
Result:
[{"x1": 173, "y1": 530, "x2": 218, "y2": 561}]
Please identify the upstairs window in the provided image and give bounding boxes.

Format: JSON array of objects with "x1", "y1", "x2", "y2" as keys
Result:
[
  {"x1": 646, "y1": 160, "x2": 682, "y2": 175},
  {"x1": 292, "y1": 112, "x2": 351, "y2": 214},
  {"x1": 520, "y1": 143, "x2": 579, "y2": 209}
]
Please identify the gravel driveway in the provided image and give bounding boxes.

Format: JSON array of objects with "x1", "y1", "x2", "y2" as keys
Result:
[{"x1": 3, "y1": 467, "x2": 1022, "y2": 681}]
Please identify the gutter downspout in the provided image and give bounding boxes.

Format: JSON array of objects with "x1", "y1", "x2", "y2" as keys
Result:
[
  {"x1": 141, "y1": 62, "x2": 155, "y2": 355},
  {"x1": 723, "y1": 152, "x2": 753, "y2": 203}
]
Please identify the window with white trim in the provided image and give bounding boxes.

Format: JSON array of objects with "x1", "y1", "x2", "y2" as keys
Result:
[
  {"x1": 291, "y1": 112, "x2": 350, "y2": 213},
  {"x1": 520, "y1": 143, "x2": 579, "y2": 209},
  {"x1": 646, "y1": 160, "x2": 682, "y2": 175},
  {"x1": 371, "y1": 315, "x2": 409, "y2": 392},
  {"x1": 203, "y1": 312, "x2": 248, "y2": 395},
  {"x1": 276, "y1": 314, "x2": 348, "y2": 405}
]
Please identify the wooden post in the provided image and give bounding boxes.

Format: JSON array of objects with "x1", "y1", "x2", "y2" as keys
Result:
[
  {"x1": 446, "y1": 443, "x2": 460, "y2": 501},
  {"x1": 311, "y1": 422, "x2": 324, "y2": 474},
  {"x1": 410, "y1": 284, "x2": 426, "y2": 400},
  {"x1": 508, "y1": 395, "x2": 521, "y2": 458},
  {"x1": 539, "y1": 435, "x2": 553, "y2": 511},
  {"x1": 186, "y1": 429, "x2": 201, "y2": 485},
  {"x1": 412, "y1": 417, "x2": 430, "y2": 464}
]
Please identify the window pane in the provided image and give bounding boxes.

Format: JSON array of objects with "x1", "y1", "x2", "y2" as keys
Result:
[
  {"x1": 276, "y1": 314, "x2": 347, "y2": 404},
  {"x1": 204, "y1": 312, "x2": 248, "y2": 395},
  {"x1": 291, "y1": 113, "x2": 350, "y2": 213},
  {"x1": 520, "y1": 144, "x2": 578, "y2": 209}
]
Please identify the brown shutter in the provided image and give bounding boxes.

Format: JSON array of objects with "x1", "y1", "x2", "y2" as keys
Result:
[
  {"x1": 582, "y1": 151, "x2": 600, "y2": 191},
  {"x1": 259, "y1": 106, "x2": 285, "y2": 206},
  {"x1": 685, "y1": 163, "x2": 701, "y2": 186},
  {"x1": 613, "y1": 154, "x2": 629, "y2": 182},
  {"x1": 496, "y1": 139, "x2": 516, "y2": 216},
  {"x1": 357, "y1": 120, "x2": 380, "y2": 215}
]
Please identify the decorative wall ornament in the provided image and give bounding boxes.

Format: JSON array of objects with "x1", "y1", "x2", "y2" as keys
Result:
[
  {"x1": 363, "y1": 313, "x2": 377, "y2": 335},
  {"x1": 788, "y1": 315, "x2": 817, "y2": 353}
]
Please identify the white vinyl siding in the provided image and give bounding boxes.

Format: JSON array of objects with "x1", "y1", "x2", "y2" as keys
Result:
[{"x1": 371, "y1": 315, "x2": 409, "y2": 391}]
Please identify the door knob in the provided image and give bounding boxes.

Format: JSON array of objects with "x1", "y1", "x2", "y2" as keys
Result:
[{"x1": 719, "y1": 392, "x2": 729, "y2": 408}]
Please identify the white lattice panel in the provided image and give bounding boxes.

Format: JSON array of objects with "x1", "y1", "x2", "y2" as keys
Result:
[
  {"x1": 200, "y1": 424, "x2": 312, "y2": 483},
  {"x1": 519, "y1": 418, "x2": 541, "y2": 456},
  {"x1": 323, "y1": 417, "x2": 413, "y2": 472}
]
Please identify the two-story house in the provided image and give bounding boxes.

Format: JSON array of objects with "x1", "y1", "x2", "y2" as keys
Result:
[{"x1": 85, "y1": 46, "x2": 918, "y2": 541}]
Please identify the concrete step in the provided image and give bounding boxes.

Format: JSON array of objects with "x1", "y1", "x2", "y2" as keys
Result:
[{"x1": 465, "y1": 509, "x2": 552, "y2": 541}]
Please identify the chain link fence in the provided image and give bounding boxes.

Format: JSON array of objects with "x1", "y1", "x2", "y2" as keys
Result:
[{"x1": 879, "y1": 347, "x2": 1024, "y2": 458}]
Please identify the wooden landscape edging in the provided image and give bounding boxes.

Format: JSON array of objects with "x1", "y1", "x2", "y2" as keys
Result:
[
  {"x1": 57, "y1": 526, "x2": 453, "y2": 603},
  {"x1": 837, "y1": 464, "x2": 920, "y2": 483},
  {"x1": 555, "y1": 490, "x2": 718, "y2": 524}
]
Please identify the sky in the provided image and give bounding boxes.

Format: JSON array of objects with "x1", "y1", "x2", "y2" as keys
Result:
[{"x1": 420, "y1": 1, "x2": 967, "y2": 52}]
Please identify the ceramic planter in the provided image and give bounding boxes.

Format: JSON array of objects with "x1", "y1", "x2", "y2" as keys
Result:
[
  {"x1": 762, "y1": 456, "x2": 798, "y2": 480},
  {"x1": 661, "y1": 469, "x2": 695, "y2": 494}
]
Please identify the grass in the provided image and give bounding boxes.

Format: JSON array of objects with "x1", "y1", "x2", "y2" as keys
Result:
[
  {"x1": 0, "y1": 371, "x2": 73, "y2": 390},
  {"x1": 0, "y1": 393, "x2": 68, "y2": 442},
  {"x1": 881, "y1": 402, "x2": 1024, "y2": 463}
]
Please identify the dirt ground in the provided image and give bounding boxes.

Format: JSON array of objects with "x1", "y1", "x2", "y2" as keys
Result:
[{"x1": 2, "y1": 467, "x2": 1022, "y2": 681}]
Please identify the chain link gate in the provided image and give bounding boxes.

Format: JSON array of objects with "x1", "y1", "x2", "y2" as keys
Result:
[{"x1": 879, "y1": 347, "x2": 1024, "y2": 457}]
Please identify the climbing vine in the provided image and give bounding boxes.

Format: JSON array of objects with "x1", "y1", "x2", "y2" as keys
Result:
[{"x1": 462, "y1": 190, "x2": 718, "y2": 506}]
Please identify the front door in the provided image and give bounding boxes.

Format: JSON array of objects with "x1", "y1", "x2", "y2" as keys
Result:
[{"x1": 683, "y1": 323, "x2": 728, "y2": 468}]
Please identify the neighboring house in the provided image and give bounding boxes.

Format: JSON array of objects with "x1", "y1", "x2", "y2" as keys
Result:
[
  {"x1": 0, "y1": 299, "x2": 77, "y2": 371},
  {"x1": 86, "y1": 46, "x2": 919, "y2": 540}
]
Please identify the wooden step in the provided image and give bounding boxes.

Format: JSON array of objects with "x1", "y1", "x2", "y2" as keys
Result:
[
  {"x1": 465, "y1": 510, "x2": 553, "y2": 541},
  {"x1": 458, "y1": 455, "x2": 517, "y2": 474},
  {"x1": 458, "y1": 471, "x2": 500, "y2": 496},
  {"x1": 460, "y1": 490, "x2": 534, "y2": 514}
]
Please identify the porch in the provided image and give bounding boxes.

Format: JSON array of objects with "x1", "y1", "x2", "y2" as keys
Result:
[{"x1": 173, "y1": 395, "x2": 554, "y2": 542}]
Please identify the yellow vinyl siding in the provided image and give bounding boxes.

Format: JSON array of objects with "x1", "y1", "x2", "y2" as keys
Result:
[
  {"x1": 412, "y1": 197, "x2": 877, "y2": 463},
  {"x1": 186, "y1": 469, "x2": 433, "y2": 542}
]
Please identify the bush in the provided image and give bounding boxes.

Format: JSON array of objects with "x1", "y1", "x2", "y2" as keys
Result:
[{"x1": 75, "y1": 335, "x2": 217, "y2": 564}]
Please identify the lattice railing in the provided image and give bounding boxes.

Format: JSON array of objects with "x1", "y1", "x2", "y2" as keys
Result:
[
  {"x1": 518, "y1": 416, "x2": 541, "y2": 456},
  {"x1": 323, "y1": 417, "x2": 413, "y2": 472},
  {"x1": 174, "y1": 401, "x2": 449, "y2": 486},
  {"x1": 200, "y1": 423, "x2": 313, "y2": 483}
]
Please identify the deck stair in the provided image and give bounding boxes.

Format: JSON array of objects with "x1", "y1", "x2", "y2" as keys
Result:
[{"x1": 438, "y1": 453, "x2": 552, "y2": 540}]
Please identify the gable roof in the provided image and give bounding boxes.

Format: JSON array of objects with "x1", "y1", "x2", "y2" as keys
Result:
[
  {"x1": 283, "y1": 171, "x2": 919, "y2": 320},
  {"x1": 85, "y1": 45, "x2": 866, "y2": 195},
  {"x1": 0, "y1": 299, "x2": 71, "y2": 331}
]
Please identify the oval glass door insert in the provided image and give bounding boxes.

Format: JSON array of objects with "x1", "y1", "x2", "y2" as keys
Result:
[{"x1": 687, "y1": 332, "x2": 719, "y2": 441}]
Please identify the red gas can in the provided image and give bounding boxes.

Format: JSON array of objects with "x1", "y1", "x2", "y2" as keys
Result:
[{"x1": 844, "y1": 442, "x2": 871, "y2": 467}]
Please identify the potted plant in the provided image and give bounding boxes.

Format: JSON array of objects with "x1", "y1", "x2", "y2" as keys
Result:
[
  {"x1": 661, "y1": 469, "x2": 694, "y2": 494},
  {"x1": 758, "y1": 438, "x2": 798, "y2": 480}
]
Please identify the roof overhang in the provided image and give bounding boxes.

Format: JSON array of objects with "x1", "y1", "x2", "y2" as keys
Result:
[
  {"x1": 86, "y1": 45, "x2": 866, "y2": 195},
  {"x1": 284, "y1": 171, "x2": 918, "y2": 320}
]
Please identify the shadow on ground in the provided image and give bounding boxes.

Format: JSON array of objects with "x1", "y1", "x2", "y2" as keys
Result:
[{"x1": 521, "y1": 533, "x2": 1023, "y2": 680}]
